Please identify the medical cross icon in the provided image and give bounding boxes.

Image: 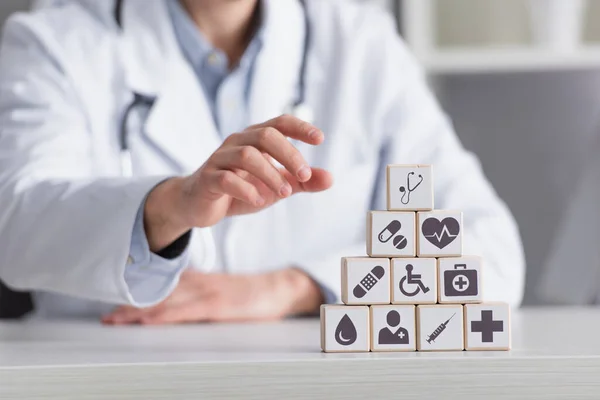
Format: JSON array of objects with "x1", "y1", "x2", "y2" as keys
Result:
[
  {"x1": 471, "y1": 310, "x2": 504, "y2": 342},
  {"x1": 453, "y1": 276, "x2": 468, "y2": 290}
]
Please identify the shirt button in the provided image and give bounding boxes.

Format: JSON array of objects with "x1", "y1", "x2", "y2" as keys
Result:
[
  {"x1": 127, "y1": 256, "x2": 134, "y2": 265},
  {"x1": 207, "y1": 52, "x2": 220, "y2": 66}
]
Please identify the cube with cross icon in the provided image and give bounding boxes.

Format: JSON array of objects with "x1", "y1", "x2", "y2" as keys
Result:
[{"x1": 463, "y1": 303, "x2": 511, "y2": 351}]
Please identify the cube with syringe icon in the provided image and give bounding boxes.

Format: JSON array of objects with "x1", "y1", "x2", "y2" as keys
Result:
[{"x1": 321, "y1": 164, "x2": 511, "y2": 353}]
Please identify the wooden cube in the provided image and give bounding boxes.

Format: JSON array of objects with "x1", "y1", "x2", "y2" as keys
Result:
[
  {"x1": 416, "y1": 305, "x2": 464, "y2": 351},
  {"x1": 387, "y1": 164, "x2": 434, "y2": 211},
  {"x1": 320, "y1": 305, "x2": 370, "y2": 353},
  {"x1": 438, "y1": 256, "x2": 483, "y2": 304},
  {"x1": 464, "y1": 303, "x2": 511, "y2": 351},
  {"x1": 341, "y1": 257, "x2": 391, "y2": 305},
  {"x1": 391, "y1": 258, "x2": 437, "y2": 304},
  {"x1": 417, "y1": 210, "x2": 463, "y2": 257},
  {"x1": 370, "y1": 305, "x2": 416, "y2": 352},
  {"x1": 367, "y1": 211, "x2": 416, "y2": 257}
]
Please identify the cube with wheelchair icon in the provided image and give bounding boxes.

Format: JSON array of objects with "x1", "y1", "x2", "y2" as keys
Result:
[
  {"x1": 438, "y1": 257, "x2": 483, "y2": 304},
  {"x1": 391, "y1": 258, "x2": 437, "y2": 304}
]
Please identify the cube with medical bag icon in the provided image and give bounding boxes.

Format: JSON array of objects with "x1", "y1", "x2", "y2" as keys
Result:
[
  {"x1": 387, "y1": 164, "x2": 434, "y2": 211},
  {"x1": 367, "y1": 211, "x2": 416, "y2": 257},
  {"x1": 438, "y1": 257, "x2": 483, "y2": 304},
  {"x1": 417, "y1": 210, "x2": 463, "y2": 257},
  {"x1": 341, "y1": 257, "x2": 391, "y2": 305},
  {"x1": 391, "y1": 258, "x2": 437, "y2": 304}
]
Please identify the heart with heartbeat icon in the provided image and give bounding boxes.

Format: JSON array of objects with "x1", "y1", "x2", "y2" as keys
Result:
[{"x1": 421, "y1": 217, "x2": 460, "y2": 249}]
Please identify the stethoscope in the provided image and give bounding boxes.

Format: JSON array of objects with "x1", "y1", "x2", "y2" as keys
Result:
[
  {"x1": 399, "y1": 172, "x2": 423, "y2": 205},
  {"x1": 114, "y1": 0, "x2": 313, "y2": 177}
]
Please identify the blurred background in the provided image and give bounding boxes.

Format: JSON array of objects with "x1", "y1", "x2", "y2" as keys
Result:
[{"x1": 1, "y1": 0, "x2": 598, "y2": 305}]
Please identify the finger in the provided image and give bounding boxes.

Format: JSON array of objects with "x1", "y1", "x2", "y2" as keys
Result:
[
  {"x1": 249, "y1": 114, "x2": 324, "y2": 145},
  {"x1": 140, "y1": 302, "x2": 212, "y2": 325},
  {"x1": 228, "y1": 127, "x2": 312, "y2": 182},
  {"x1": 283, "y1": 167, "x2": 334, "y2": 194},
  {"x1": 212, "y1": 146, "x2": 292, "y2": 198},
  {"x1": 102, "y1": 306, "x2": 147, "y2": 325},
  {"x1": 207, "y1": 170, "x2": 265, "y2": 207}
]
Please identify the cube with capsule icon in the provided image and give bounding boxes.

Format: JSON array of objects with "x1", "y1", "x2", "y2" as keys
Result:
[
  {"x1": 367, "y1": 211, "x2": 416, "y2": 257},
  {"x1": 387, "y1": 164, "x2": 434, "y2": 211},
  {"x1": 341, "y1": 257, "x2": 391, "y2": 305}
]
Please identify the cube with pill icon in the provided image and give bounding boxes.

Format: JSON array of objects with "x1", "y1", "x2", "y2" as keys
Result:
[
  {"x1": 387, "y1": 164, "x2": 434, "y2": 211},
  {"x1": 342, "y1": 257, "x2": 391, "y2": 305},
  {"x1": 367, "y1": 211, "x2": 416, "y2": 257}
]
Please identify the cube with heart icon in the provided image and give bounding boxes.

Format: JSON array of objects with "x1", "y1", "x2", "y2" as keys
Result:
[{"x1": 417, "y1": 211, "x2": 463, "y2": 257}]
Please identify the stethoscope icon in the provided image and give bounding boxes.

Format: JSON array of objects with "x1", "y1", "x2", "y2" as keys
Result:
[{"x1": 399, "y1": 172, "x2": 423, "y2": 205}]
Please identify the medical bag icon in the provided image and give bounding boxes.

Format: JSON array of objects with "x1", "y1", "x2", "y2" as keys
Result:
[{"x1": 444, "y1": 264, "x2": 478, "y2": 297}]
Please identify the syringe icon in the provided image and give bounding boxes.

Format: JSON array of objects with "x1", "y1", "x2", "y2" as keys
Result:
[{"x1": 426, "y1": 313, "x2": 456, "y2": 344}]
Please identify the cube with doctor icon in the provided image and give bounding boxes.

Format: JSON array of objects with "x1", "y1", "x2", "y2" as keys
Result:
[
  {"x1": 387, "y1": 164, "x2": 434, "y2": 211},
  {"x1": 370, "y1": 305, "x2": 416, "y2": 352}
]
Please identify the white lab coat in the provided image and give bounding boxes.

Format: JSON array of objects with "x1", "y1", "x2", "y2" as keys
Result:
[{"x1": 0, "y1": 0, "x2": 525, "y2": 318}]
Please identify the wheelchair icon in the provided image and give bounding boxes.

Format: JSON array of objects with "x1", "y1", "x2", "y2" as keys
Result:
[{"x1": 399, "y1": 264, "x2": 430, "y2": 297}]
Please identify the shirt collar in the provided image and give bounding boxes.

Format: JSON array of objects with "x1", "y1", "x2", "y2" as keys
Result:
[{"x1": 167, "y1": 0, "x2": 266, "y2": 72}]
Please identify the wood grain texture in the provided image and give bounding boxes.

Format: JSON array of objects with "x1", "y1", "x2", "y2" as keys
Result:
[{"x1": 2, "y1": 308, "x2": 600, "y2": 399}]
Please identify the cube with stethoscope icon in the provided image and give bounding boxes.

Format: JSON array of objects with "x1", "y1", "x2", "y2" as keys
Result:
[
  {"x1": 386, "y1": 165, "x2": 434, "y2": 211},
  {"x1": 321, "y1": 164, "x2": 510, "y2": 353}
]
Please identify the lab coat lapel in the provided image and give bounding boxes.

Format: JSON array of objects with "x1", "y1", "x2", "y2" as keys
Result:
[
  {"x1": 248, "y1": 0, "x2": 306, "y2": 124},
  {"x1": 119, "y1": 0, "x2": 220, "y2": 174}
]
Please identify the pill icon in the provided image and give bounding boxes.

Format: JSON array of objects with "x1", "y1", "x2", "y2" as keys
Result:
[
  {"x1": 353, "y1": 266, "x2": 385, "y2": 298},
  {"x1": 378, "y1": 220, "x2": 401, "y2": 243},
  {"x1": 393, "y1": 235, "x2": 407, "y2": 249}
]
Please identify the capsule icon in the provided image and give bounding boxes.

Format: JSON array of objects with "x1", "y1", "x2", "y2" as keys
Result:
[{"x1": 378, "y1": 220, "x2": 401, "y2": 243}]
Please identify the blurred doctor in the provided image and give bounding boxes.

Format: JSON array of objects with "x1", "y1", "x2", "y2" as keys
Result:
[{"x1": 0, "y1": 0, "x2": 525, "y2": 324}]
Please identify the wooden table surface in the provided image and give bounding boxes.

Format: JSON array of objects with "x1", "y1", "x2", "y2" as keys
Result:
[{"x1": 0, "y1": 307, "x2": 598, "y2": 399}]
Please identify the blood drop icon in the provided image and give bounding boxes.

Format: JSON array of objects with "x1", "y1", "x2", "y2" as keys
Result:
[{"x1": 335, "y1": 314, "x2": 357, "y2": 346}]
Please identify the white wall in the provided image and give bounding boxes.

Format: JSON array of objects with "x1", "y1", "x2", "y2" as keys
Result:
[{"x1": 0, "y1": 0, "x2": 29, "y2": 28}]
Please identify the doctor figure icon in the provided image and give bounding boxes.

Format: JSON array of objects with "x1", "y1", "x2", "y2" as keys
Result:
[
  {"x1": 378, "y1": 310, "x2": 409, "y2": 345},
  {"x1": 399, "y1": 264, "x2": 430, "y2": 297},
  {"x1": 399, "y1": 171, "x2": 423, "y2": 205}
]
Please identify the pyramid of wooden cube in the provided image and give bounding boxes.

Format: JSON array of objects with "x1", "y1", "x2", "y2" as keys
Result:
[{"x1": 321, "y1": 164, "x2": 511, "y2": 353}]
